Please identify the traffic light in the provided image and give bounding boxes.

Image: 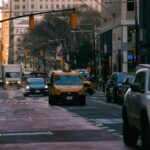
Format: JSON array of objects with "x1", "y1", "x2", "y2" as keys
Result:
[
  {"x1": 71, "y1": 9, "x2": 77, "y2": 30},
  {"x1": 29, "y1": 15, "x2": 35, "y2": 30}
]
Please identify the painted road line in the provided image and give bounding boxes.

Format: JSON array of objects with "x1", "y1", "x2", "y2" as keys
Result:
[
  {"x1": 93, "y1": 118, "x2": 122, "y2": 125},
  {"x1": 0, "y1": 131, "x2": 53, "y2": 137},
  {"x1": 91, "y1": 99, "x2": 122, "y2": 109}
]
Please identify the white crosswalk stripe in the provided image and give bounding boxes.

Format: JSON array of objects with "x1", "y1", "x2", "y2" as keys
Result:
[{"x1": 94, "y1": 118, "x2": 122, "y2": 125}]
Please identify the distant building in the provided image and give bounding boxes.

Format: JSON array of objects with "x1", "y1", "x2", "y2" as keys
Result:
[
  {"x1": 1, "y1": 1, "x2": 9, "y2": 64},
  {"x1": 139, "y1": 0, "x2": 150, "y2": 63},
  {"x1": 99, "y1": 0, "x2": 139, "y2": 74},
  {"x1": 9, "y1": 16, "x2": 43, "y2": 64},
  {"x1": 0, "y1": 28, "x2": 2, "y2": 65},
  {"x1": 8, "y1": 0, "x2": 101, "y2": 18}
]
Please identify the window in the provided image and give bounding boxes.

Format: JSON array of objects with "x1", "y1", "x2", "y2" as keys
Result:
[
  {"x1": 40, "y1": 4, "x2": 43, "y2": 9},
  {"x1": 22, "y1": 5, "x2": 26, "y2": 9},
  {"x1": 56, "y1": 4, "x2": 59, "y2": 9},
  {"x1": 31, "y1": 4, "x2": 34, "y2": 9},
  {"x1": 51, "y1": 4, "x2": 54, "y2": 9},
  {"x1": 127, "y1": 0, "x2": 135, "y2": 11},
  {"x1": 14, "y1": 5, "x2": 20, "y2": 10},
  {"x1": 17, "y1": 38, "x2": 21, "y2": 42},
  {"x1": 134, "y1": 72, "x2": 146, "y2": 91},
  {"x1": 45, "y1": 4, "x2": 48, "y2": 9},
  {"x1": 62, "y1": 4, "x2": 65, "y2": 9}
]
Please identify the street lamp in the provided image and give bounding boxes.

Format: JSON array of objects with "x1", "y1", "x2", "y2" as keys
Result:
[{"x1": 105, "y1": 0, "x2": 138, "y2": 65}]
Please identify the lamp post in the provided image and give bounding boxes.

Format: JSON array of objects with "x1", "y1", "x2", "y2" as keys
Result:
[{"x1": 105, "y1": 0, "x2": 138, "y2": 66}]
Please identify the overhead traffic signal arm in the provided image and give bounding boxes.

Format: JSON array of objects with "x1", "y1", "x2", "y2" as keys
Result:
[{"x1": 0, "y1": 8, "x2": 76, "y2": 31}]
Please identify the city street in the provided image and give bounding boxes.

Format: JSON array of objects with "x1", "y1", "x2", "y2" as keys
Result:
[
  {"x1": 0, "y1": 0, "x2": 149, "y2": 149},
  {"x1": 0, "y1": 87, "x2": 141, "y2": 150}
]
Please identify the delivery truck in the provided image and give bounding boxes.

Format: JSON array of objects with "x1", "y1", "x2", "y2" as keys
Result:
[{"x1": 2, "y1": 64, "x2": 22, "y2": 87}]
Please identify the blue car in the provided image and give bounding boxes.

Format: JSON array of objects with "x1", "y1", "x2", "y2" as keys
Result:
[{"x1": 24, "y1": 78, "x2": 48, "y2": 96}]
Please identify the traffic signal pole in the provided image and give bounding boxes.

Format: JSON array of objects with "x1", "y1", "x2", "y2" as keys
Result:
[{"x1": 0, "y1": 8, "x2": 76, "y2": 23}]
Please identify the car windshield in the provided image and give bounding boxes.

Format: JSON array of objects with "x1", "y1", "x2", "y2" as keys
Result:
[
  {"x1": 117, "y1": 74, "x2": 127, "y2": 83},
  {"x1": 80, "y1": 75, "x2": 88, "y2": 81},
  {"x1": 28, "y1": 78, "x2": 45, "y2": 85},
  {"x1": 5, "y1": 72, "x2": 21, "y2": 78},
  {"x1": 128, "y1": 76, "x2": 134, "y2": 83},
  {"x1": 54, "y1": 75, "x2": 82, "y2": 85}
]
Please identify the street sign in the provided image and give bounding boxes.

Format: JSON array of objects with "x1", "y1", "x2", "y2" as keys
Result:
[{"x1": 128, "y1": 54, "x2": 133, "y2": 61}]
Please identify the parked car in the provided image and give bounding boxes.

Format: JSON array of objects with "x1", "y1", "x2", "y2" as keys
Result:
[
  {"x1": 117, "y1": 75, "x2": 134, "y2": 105},
  {"x1": 123, "y1": 64, "x2": 150, "y2": 149},
  {"x1": 106, "y1": 72, "x2": 128, "y2": 103},
  {"x1": 48, "y1": 70, "x2": 86, "y2": 105},
  {"x1": 23, "y1": 78, "x2": 48, "y2": 96}
]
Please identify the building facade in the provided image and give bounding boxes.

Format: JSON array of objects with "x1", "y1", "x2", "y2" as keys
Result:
[
  {"x1": 1, "y1": 2, "x2": 10, "y2": 64},
  {"x1": 4, "y1": 0, "x2": 101, "y2": 63},
  {"x1": 139, "y1": 0, "x2": 150, "y2": 63},
  {"x1": 100, "y1": 0, "x2": 139, "y2": 76},
  {"x1": 0, "y1": 28, "x2": 2, "y2": 66}
]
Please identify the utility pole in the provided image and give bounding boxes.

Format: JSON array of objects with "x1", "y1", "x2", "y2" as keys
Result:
[
  {"x1": 134, "y1": 0, "x2": 138, "y2": 65},
  {"x1": 93, "y1": 27, "x2": 97, "y2": 77}
]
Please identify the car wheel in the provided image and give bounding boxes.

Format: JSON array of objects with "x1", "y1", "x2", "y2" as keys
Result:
[
  {"x1": 80, "y1": 96, "x2": 86, "y2": 105},
  {"x1": 122, "y1": 107, "x2": 138, "y2": 146},
  {"x1": 23, "y1": 93, "x2": 28, "y2": 97},
  {"x1": 141, "y1": 115, "x2": 150, "y2": 150},
  {"x1": 88, "y1": 90, "x2": 94, "y2": 95},
  {"x1": 48, "y1": 95, "x2": 55, "y2": 105},
  {"x1": 113, "y1": 90, "x2": 118, "y2": 103},
  {"x1": 106, "y1": 94, "x2": 111, "y2": 102},
  {"x1": 119, "y1": 94, "x2": 124, "y2": 105}
]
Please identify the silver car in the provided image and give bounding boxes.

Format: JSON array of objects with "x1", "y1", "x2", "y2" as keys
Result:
[{"x1": 123, "y1": 65, "x2": 150, "y2": 149}]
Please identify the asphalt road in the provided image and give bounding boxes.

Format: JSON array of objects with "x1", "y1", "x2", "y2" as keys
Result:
[
  {"x1": 0, "y1": 87, "x2": 141, "y2": 150},
  {"x1": 64, "y1": 92, "x2": 123, "y2": 137}
]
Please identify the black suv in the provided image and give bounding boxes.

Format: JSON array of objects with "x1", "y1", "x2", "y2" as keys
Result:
[{"x1": 106, "y1": 72, "x2": 128, "y2": 103}]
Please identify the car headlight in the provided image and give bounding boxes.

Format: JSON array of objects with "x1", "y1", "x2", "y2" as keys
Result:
[
  {"x1": 45, "y1": 85, "x2": 48, "y2": 89},
  {"x1": 6, "y1": 81, "x2": 9, "y2": 84},
  {"x1": 18, "y1": 81, "x2": 21, "y2": 84},
  {"x1": 26, "y1": 86, "x2": 30, "y2": 90}
]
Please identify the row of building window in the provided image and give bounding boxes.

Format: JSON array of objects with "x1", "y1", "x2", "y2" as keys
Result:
[
  {"x1": 14, "y1": 0, "x2": 92, "y2": 2},
  {"x1": 13, "y1": 3, "x2": 97, "y2": 11}
]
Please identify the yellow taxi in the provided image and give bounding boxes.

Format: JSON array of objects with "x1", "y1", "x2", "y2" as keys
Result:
[
  {"x1": 80, "y1": 75, "x2": 94, "y2": 95},
  {"x1": 48, "y1": 70, "x2": 86, "y2": 105}
]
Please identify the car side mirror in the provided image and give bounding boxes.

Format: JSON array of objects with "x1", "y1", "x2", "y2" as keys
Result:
[{"x1": 122, "y1": 82, "x2": 126, "y2": 85}]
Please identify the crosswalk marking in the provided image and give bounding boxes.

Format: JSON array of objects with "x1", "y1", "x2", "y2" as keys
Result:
[{"x1": 91, "y1": 118, "x2": 122, "y2": 125}]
